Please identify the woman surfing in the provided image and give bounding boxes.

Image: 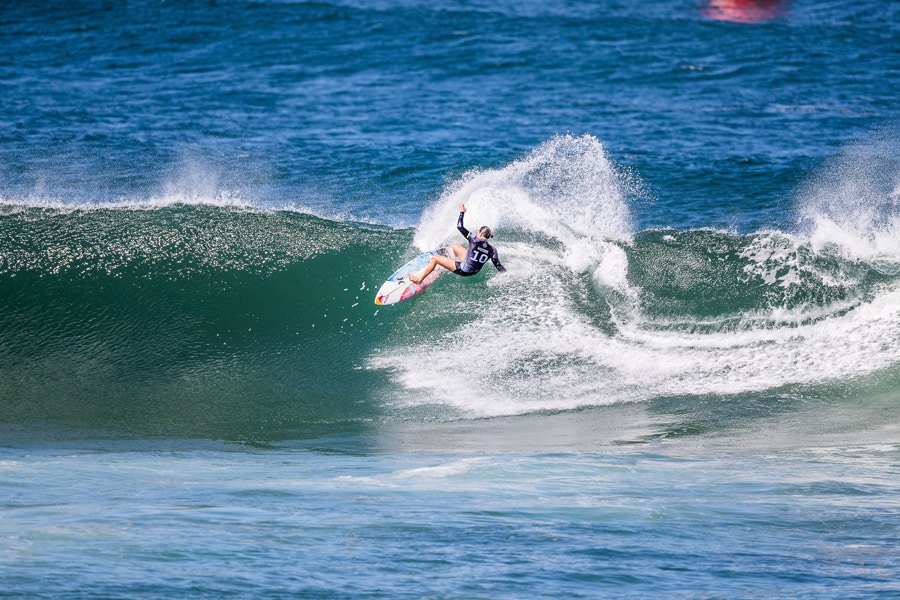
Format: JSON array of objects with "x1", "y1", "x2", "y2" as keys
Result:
[{"x1": 409, "y1": 204, "x2": 506, "y2": 283}]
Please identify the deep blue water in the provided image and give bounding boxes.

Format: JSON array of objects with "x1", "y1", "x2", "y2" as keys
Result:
[{"x1": 1, "y1": 0, "x2": 899, "y2": 597}]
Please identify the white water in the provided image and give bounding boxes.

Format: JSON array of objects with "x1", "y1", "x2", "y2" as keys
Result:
[{"x1": 371, "y1": 134, "x2": 900, "y2": 417}]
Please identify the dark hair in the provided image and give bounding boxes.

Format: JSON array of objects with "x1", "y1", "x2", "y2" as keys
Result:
[{"x1": 478, "y1": 226, "x2": 493, "y2": 239}]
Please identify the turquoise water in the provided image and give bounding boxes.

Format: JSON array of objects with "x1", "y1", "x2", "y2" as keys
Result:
[{"x1": 1, "y1": 0, "x2": 899, "y2": 597}]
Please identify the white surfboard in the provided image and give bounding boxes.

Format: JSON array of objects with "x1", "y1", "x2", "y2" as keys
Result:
[{"x1": 374, "y1": 247, "x2": 451, "y2": 305}]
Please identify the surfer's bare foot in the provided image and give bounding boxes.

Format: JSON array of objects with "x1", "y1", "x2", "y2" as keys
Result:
[{"x1": 408, "y1": 273, "x2": 422, "y2": 284}]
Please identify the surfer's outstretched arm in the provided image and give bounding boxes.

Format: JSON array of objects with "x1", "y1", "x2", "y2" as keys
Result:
[{"x1": 457, "y1": 204, "x2": 469, "y2": 238}]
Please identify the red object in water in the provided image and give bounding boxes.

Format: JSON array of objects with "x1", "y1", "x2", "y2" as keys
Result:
[{"x1": 704, "y1": 0, "x2": 787, "y2": 23}]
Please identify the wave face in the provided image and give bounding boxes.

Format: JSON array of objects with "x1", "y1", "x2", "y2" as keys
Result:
[
  {"x1": 1, "y1": 134, "x2": 898, "y2": 440},
  {"x1": 0, "y1": 203, "x2": 405, "y2": 439}
]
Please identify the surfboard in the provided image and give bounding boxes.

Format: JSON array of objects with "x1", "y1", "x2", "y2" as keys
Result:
[{"x1": 374, "y1": 247, "x2": 451, "y2": 305}]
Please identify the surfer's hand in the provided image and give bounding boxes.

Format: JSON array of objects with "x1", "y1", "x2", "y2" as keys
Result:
[{"x1": 459, "y1": 204, "x2": 466, "y2": 213}]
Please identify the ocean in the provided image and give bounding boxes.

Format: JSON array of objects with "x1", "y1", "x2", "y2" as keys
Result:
[{"x1": 1, "y1": 0, "x2": 898, "y2": 597}]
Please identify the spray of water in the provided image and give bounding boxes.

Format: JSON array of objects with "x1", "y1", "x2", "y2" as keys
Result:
[
  {"x1": 796, "y1": 127, "x2": 900, "y2": 266},
  {"x1": 372, "y1": 133, "x2": 900, "y2": 417}
]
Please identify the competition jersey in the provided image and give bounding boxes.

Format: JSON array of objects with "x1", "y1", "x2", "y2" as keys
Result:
[{"x1": 457, "y1": 212, "x2": 506, "y2": 275}]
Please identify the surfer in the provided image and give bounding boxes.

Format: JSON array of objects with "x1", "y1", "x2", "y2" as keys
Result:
[{"x1": 409, "y1": 204, "x2": 506, "y2": 283}]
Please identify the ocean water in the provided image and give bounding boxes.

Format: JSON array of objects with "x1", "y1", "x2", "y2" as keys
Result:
[{"x1": 1, "y1": 0, "x2": 899, "y2": 597}]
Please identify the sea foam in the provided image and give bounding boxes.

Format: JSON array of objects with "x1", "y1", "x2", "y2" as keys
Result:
[{"x1": 371, "y1": 134, "x2": 900, "y2": 418}]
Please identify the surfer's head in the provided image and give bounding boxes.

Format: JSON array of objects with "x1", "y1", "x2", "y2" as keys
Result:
[{"x1": 477, "y1": 225, "x2": 493, "y2": 240}]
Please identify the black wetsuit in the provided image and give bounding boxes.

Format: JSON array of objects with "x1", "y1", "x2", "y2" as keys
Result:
[{"x1": 455, "y1": 211, "x2": 506, "y2": 276}]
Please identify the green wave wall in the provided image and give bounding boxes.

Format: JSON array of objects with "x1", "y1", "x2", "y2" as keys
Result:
[{"x1": 0, "y1": 205, "x2": 406, "y2": 440}]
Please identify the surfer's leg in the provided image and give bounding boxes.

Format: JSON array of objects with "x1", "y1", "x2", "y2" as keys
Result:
[
  {"x1": 451, "y1": 243, "x2": 466, "y2": 261},
  {"x1": 409, "y1": 255, "x2": 456, "y2": 283}
]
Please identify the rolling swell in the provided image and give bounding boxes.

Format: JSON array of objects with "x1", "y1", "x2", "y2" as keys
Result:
[
  {"x1": 0, "y1": 204, "x2": 404, "y2": 440},
  {"x1": 3, "y1": 136, "x2": 898, "y2": 442}
]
